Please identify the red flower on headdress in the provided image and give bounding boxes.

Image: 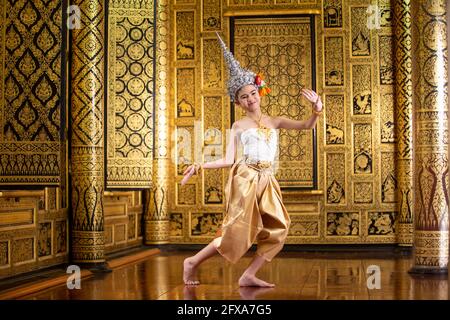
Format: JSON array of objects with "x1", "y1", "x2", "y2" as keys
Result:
[{"x1": 255, "y1": 73, "x2": 271, "y2": 97}]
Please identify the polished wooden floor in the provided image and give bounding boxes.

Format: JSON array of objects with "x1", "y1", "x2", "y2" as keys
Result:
[{"x1": 6, "y1": 250, "x2": 450, "y2": 300}]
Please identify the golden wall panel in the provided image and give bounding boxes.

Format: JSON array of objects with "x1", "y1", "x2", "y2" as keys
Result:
[
  {"x1": 380, "y1": 86, "x2": 395, "y2": 143},
  {"x1": 288, "y1": 217, "x2": 319, "y2": 237},
  {"x1": 379, "y1": 35, "x2": 394, "y2": 85},
  {"x1": 350, "y1": 6, "x2": 371, "y2": 57},
  {"x1": 177, "y1": 182, "x2": 197, "y2": 205},
  {"x1": 104, "y1": 191, "x2": 143, "y2": 253},
  {"x1": 325, "y1": 95, "x2": 345, "y2": 145},
  {"x1": 176, "y1": 126, "x2": 195, "y2": 174},
  {"x1": 114, "y1": 224, "x2": 127, "y2": 243},
  {"x1": 326, "y1": 153, "x2": 345, "y2": 205},
  {"x1": 37, "y1": 222, "x2": 52, "y2": 258},
  {"x1": 170, "y1": 212, "x2": 183, "y2": 238},
  {"x1": 380, "y1": 152, "x2": 396, "y2": 204},
  {"x1": 323, "y1": 0, "x2": 342, "y2": 28},
  {"x1": 353, "y1": 124, "x2": 372, "y2": 174},
  {"x1": 202, "y1": 38, "x2": 223, "y2": 89},
  {"x1": 0, "y1": 208, "x2": 34, "y2": 230},
  {"x1": 54, "y1": 219, "x2": 67, "y2": 255},
  {"x1": 12, "y1": 237, "x2": 34, "y2": 265},
  {"x1": 176, "y1": 11, "x2": 195, "y2": 60},
  {"x1": 326, "y1": 212, "x2": 359, "y2": 237},
  {"x1": 0, "y1": 241, "x2": 8, "y2": 267},
  {"x1": 0, "y1": 0, "x2": 62, "y2": 186},
  {"x1": 190, "y1": 212, "x2": 222, "y2": 240},
  {"x1": 203, "y1": 96, "x2": 224, "y2": 205},
  {"x1": 353, "y1": 182, "x2": 373, "y2": 204},
  {"x1": 106, "y1": 1, "x2": 154, "y2": 188},
  {"x1": 176, "y1": 68, "x2": 196, "y2": 117},
  {"x1": 351, "y1": 64, "x2": 372, "y2": 115},
  {"x1": 128, "y1": 214, "x2": 136, "y2": 240},
  {"x1": 202, "y1": 0, "x2": 222, "y2": 31},
  {"x1": 233, "y1": 17, "x2": 314, "y2": 188},
  {"x1": 367, "y1": 211, "x2": 396, "y2": 237},
  {"x1": 0, "y1": 189, "x2": 67, "y2": 278},
  {"x1": 324, "y1": 36, "x2": 344, "y2": 87},
  {"x1": 286, "y1": 202, "x2": 320, "y2": 239}
]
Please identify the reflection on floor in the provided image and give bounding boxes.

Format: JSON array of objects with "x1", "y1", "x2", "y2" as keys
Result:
[{"x1": 13, "y1": 251, "x2": 450, "y2": 300}]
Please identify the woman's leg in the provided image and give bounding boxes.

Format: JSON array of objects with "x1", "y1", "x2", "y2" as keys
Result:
[
  {"x1": 183, "y1": 240, "x2": 219, "y2": 285},
  {"x1": 238, "y1": 254, "x2": 274, "y2": 287}
]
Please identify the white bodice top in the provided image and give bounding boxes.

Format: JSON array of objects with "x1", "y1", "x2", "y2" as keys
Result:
[{"x1": 240, "y1": 128, "x2": 278, "y2": 162}]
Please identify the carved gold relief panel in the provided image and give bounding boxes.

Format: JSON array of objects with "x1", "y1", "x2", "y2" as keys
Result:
[
  {"x1": 325, "y1": 95, "x2": 345, "y2": 145},
  {"x1": 323, "y1": 0, "x2": 342, "y2": 28},
  {"x1": 0, "y1": 0, "x2": 62, "y2": 186},
  {"x1": 0, "y1": 189, "x2": 68, "y2": 279},
  {"x1": 176, "y1": 68, "x2": 196, "y2": 117},
  {"x1": 203, "y1": 0, "x2": 222, "y2": 31},
  {"x1": 352, "y1": 64, "x2": 372, "y2": 115},
  {"x1": 380, "y1": 152, "x2": 397, "y2": 204},
  {"x1": 106, "y1": 1, "x2": 154, "y2": 188},
  {"x1": 190, "y1": 212, "x2": 222, "y2": 240},
  {"x1": 233, "y1": 17, "x2": 315, "y2": 188},
  {"x1": 202, "y1": 38, "x2": 222, "y2": 89},
  {"x1": 367, "y1": 211, "x2": 396, "y2": 237},
  {"x1": 326, "y1": 153, "x2": 345, "y2": 205},
  {"x1": 353, "y1": 123, "x2": 372, "y2": 175},
  {"x1": 176, "y1": 11, "x2": 195, "y2": 60},
  {"x1": 324, "y1": 36, "x2": 344, "y2": 87},
  {"x1": 203, "y1": 96, "x2": 224, "y2": 205},
  {"x1": 327, "y1": 212, "x2": 360, "y2": 237},
  {"x1": 350, "y1": 6, "x2": 371, "y2": 57},
  {"x1": 104, "y1": 191, "x2": 143, "y2": 253}
]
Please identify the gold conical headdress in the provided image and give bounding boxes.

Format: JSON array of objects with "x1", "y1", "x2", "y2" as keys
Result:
[{"x1": 216, "y1": 32, "x2": 270, "y2": 102}]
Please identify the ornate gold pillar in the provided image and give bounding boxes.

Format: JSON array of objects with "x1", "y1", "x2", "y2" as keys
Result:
[
  {"x1": 393, "y1": 0, "x2": 414, "y2": 246},
  {"x1": 70, "y1": 0, "x2": 106, "y2": 266},
  {"x1": 410, "y1": 1, "x2": 449, "y2": 273},
  {"x1": 144, "y1": 0, "x2": 170, "y2": 244}
]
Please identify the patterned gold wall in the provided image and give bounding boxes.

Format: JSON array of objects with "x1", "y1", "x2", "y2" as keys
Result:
[
  {"x1": 0, "y1": 0, "x2": 147, "y2": 278},
  {"x1": 0, "y1": 0, "x2": 69, "y2": 279},
  {"x1": 170, "y1": 0, "x2": 399, "y2": 245},
  {"x1": 0, "y1": 0, "x2": 62, "y2": 186},
  {"x1": 106, "y1": 0, "x2": 154, "y2": 188}
]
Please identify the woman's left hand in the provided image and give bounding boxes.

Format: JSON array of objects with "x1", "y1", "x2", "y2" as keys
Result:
[{"x1": 302, "y1": 88, "x2": 323, "y2": 112}]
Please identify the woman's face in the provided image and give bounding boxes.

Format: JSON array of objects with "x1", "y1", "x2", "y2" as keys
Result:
[{"x1": 235, "y1": 84, "x2": 260, "y2": 112}]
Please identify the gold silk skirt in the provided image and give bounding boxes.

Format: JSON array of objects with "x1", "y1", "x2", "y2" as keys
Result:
[{"x1": 213, "y1": 158, "x2": 291, "y2": 264}]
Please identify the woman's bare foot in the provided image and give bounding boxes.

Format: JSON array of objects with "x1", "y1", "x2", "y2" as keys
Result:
[
  {"x1": 238, "y1": 274, "x2": 275, "y2": 287},
  {"x1": 239, "y1": 286, "x2": 274, "y2": 300},
  {"x1": 183, "y1": 257, "x2": 200, "y2": 285}
]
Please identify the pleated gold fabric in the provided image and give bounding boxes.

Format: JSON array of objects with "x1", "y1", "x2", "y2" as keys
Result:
[{"x1": 213, "y1": 158, "x2": 291, "y2": 264}]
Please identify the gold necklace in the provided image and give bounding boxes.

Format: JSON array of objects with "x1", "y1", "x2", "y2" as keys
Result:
[{"x1": 249, "y1": 113, "x2": 272, "y2": 141}]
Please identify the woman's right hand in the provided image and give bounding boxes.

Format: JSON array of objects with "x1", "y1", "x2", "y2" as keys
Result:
[{"x1": 181, "y1": 164, "x2": 196, "y2": 185}]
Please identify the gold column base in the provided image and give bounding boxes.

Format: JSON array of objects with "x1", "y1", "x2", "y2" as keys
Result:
[
  {"x1": 145, "y1": 220, "x2": 170, "y2": 244},
  {"x1": 410, "y1": 230, "x2": 448, "y2": 273},
  {"x1": 397, "y1": 223, "x2": 414, "y2": 246},
  {"x1": 72, "y1": 230, "x2": 106, "y2": 263}
]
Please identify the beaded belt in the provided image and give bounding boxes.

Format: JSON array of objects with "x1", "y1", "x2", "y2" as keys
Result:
[{"x1": 243, "y1": 156, "x2": 273, "y2": 169}]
